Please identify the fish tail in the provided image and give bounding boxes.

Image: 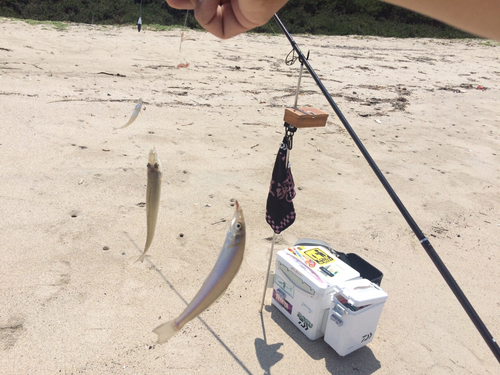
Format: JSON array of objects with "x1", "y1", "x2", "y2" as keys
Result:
[
  {"x1": 135, "y1": 252, "x2": 147, "y2": 263},
  {"x1": 153, "y1": 319, "x2": 179, "y2": 343},
  {"x1": 135, "y1": 242, "x2": 152, "y2": 263}
]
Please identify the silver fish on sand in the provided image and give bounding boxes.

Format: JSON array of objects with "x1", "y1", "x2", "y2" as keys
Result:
[
  {"x1": 136, "y1": 148, "x2": 162, "y2": 263},
  {"x1": 115, "y1": 98, "x2": 143, "y2": 129},
  {"x1": 153, "y1": 202, "x2": 246, "y2": 343}
]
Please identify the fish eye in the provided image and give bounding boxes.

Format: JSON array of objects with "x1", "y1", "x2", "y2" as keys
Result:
[
  {"x1": 154, "y1": 163, "x2": 159, "y2": 168},
  {"x1": 235, "y1": 222, "x2": 242, "y2": 230},
  {"x1": 147, "y1": 163, "x2": 151, "y2": 168}
]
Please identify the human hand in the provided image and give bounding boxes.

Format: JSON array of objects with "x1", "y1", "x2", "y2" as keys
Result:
[{"x1": 166, "y1": 0, "x2": 289, "y2": 39}]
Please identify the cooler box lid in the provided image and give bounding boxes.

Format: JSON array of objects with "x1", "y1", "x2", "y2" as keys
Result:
[
  {"x1": 333, "y1": 278, "x2": 388, "y2": 307},
  {"x1": 277, "y1": 250, "x2": 332, "y2": 294},
  {"x1": 276, "y1": 246, "x2": 361, "y2": 294},
  {"x1": 294, "y1": 246, "x2": 361, "y2": 284}
]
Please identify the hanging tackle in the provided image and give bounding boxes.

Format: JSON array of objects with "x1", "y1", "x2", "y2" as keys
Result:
[
  {"x1": 136, "y1": 148, "x2": 162, "y2": 263},
  {"x1": 153, "y1": 202, "x2": 246, "y2": 343},
  {"x1": 137, "y1": 0, "x2": 142, "y2": 32},
  {"x1": 115, "y1": 98, "x2": 143, "y2": 130}
]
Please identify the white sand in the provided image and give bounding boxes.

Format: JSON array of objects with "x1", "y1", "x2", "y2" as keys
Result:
[{"x1": 1, "y1": 18, "x2": 499, "y2": 374}]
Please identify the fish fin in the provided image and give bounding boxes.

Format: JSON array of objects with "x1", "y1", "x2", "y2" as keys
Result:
[
  {"x1": 153, "y1": 319, "x2": 179, "y2": 343},
  {"x1": 114, "y1": 117, "x2": 135, "y2": 130},
  {"x1": 135, "y1": 252, "x2": 147, "y2": 263}
]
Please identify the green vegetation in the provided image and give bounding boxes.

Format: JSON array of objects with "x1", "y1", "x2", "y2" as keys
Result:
[
  {"x1": 144, "y1": 23, "x2": 182, "y2": 32},
  {"x1": 479, "y1": 40, "x2": 499, "y2": 47},
  {"x1": 0, "y1": 0, "x2": 475, "y2": 38},
  {"x1": 19, "y1": 19, "x2": 69, "y2": 31}
]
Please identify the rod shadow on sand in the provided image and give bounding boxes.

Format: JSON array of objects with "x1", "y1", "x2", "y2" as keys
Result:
[
  {"x1": 124, "y1": 232, "x2": 253, "y2": 375},
  {"x1": 255, "y1": 311, "x2": 284, "y2": 375}
]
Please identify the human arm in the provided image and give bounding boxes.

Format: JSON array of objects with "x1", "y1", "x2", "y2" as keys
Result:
[{"x1": 384, "y1": 0, "x2": 500, "y2": 40}]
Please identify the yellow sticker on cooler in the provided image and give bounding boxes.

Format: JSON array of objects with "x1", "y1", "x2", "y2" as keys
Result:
[{"x1": 303, "y1": 248, "x2": 335, "y2": 265}]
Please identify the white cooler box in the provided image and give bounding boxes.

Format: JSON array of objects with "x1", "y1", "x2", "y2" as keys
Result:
[
  {"x1": 324, "y1": 278, "x2": 388, "y2": 356},
  {"x1": 272, "y1": 245, "x2": 361, "y2": 340}
]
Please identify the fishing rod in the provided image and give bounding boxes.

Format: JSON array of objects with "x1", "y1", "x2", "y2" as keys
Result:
[{"x1": 272, "y1": 14, "x2": 500, "y2": 363}]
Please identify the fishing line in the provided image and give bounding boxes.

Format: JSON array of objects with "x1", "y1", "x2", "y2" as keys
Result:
[
  {"x1": 273, "y1": 13, "x2": 500, "y2": 363},
  {"x1": 178, "y1": 11, "x2": 190, "y2": 67},
  {"x1": 265, "y1": 19, "x2": 278, "y2": 36}
]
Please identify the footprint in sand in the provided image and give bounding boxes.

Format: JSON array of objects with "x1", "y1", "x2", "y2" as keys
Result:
[
  {"x1": 34, "y1": 260, "x2": 71, "y2": 302},
  {"x1": 0, "y1": 316, "x2": 25, "y2": 350}
]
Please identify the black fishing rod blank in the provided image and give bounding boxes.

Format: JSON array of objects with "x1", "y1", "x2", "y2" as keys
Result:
[{"x1": 272, "y1": 13, "x2": 500, "y2": 364}]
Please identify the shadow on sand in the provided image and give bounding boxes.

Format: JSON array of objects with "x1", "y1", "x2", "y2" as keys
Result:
[
  {"x1": 256, "y1": 303, "x2": 381, "y2": 375},
  {"x1": 125, "y1": 232, "x2": 254, "y2": 374}
]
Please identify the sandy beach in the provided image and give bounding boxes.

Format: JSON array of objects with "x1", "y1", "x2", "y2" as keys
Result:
[{"x1": 0, "y1": 18, "x2": 499, "y2": 374}]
